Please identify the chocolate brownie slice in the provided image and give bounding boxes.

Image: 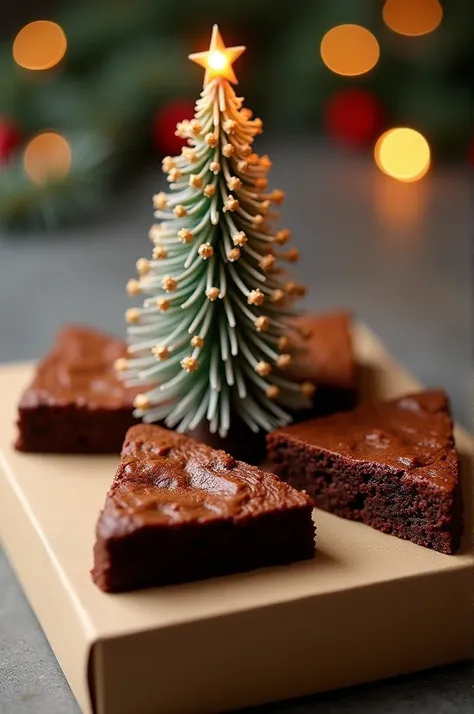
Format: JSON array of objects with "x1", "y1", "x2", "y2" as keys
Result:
[
  {"x1": 92, "y1": 425, "x2": 315, "y2": 592},
  {"x1": 267, "y1": 391, "x2": 462, "y2": 554},
  {"x1": 15, "y1": 325, "x2": 139, "y2": 454},
  {"x1": 291, "y1": 311, "x2": 358, "y2": 418}
]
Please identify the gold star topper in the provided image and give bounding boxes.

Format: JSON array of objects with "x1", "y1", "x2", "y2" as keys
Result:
[{"x1": 189, "y1": 25, "x2": 246, "y2": 86}]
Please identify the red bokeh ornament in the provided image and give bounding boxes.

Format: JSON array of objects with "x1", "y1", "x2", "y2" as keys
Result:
[
  {"x1": 152, "y1": 99, "x2": 196, "y2": 156},
  {"x1": 324, "y1": 88, "x2": 383, "y2": 148},
  {"x1": 0, "y1": 117, "x2": 22, "y2": 165}
]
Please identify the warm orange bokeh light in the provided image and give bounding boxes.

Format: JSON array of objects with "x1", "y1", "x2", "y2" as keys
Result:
[
  {"x1": 375, "y1": 128, "x2": 431, "y2": 182},
  {"x1": 383, "y1": 0, "x2": 442, "y2": 37},
  {"x1": 13, "y1": 20, "x2": 67, "y2": 71},
  {"x1": 24, "y1": 132, "x2": 72, "y2": 184},
  {"x1": 320, "y1": 24, "x2": 380, "y2": 77}
]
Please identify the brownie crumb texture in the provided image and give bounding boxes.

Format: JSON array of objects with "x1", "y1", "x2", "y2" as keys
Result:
[{"x1": 267, "y1": 390, "x2": 462, "y2": 554}]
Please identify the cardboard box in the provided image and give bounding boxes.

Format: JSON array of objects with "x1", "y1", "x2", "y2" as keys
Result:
[{"x1": 0, "y1": 325, "x2": 473, "y2": 714}]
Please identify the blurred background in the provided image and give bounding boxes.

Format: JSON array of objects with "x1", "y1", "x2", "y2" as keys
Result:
[
  {"x1": 0, "y1": 0, "x2": 471, "y2": 229},
  {"x1": 0, "y1": 0, "x2": 471, "y2": 424}
]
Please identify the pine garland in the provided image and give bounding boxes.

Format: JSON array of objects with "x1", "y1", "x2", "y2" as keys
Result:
[{"x1": 119, "y1": 29, "x2": 313, "y2": 438}]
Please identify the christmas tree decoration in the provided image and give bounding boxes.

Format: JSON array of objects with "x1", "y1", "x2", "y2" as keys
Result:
[
  {"x1": 121, "y1": 25, "x2": 311, "y2": 440},
  {"x1": 374, "y1": 127, "x2": 430, "y2": 182},
  {"x1": 0, "y1": 118, "x2": 22, "y2": 165},
  {"x1": 324, "y1": 88, "x2": 383, "y2": 147}
]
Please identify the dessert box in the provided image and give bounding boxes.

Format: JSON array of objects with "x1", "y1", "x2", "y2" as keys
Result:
[{"x1": 0, "y1": 324, "x2": 472, "y2": 714}]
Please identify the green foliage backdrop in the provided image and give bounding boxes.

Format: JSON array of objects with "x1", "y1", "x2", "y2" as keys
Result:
[{"x1": 0, "y1": 0, "x2": 471, "y2": 230}]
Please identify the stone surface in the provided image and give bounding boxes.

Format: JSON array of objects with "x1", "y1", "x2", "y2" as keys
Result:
[{"x1": 0, "y1": 141, "x2": 471, "y2": 712}]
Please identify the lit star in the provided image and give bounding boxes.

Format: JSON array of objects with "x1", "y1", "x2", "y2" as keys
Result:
[{"x1": 189, "y1": 24, "x2": 245, "y2": 86}]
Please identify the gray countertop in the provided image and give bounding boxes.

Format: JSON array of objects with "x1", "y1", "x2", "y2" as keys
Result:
[{"x1": 0, "y1": 141, "x2": 472, "y2": 713}]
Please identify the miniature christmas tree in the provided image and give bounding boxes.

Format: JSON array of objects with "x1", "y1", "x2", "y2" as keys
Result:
[{"x1": 118, "y1": 25, "x2": 313, "y2": 439}]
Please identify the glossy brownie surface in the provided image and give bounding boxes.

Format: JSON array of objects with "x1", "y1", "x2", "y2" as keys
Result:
[
  {"x1": 93, "y1": 425, "x2": 315, "y2": 592},
  {"x1": 275, "y1": 390, "x2": 457, "y2": 489},
  {"x1": 19, "y1": 324, "x2": 137, "y2": 410},
  {"x1": 16, "y1": 325, "x2": 139, "y2": 453},
  {"x1": 104, "y1": 425, "x2": 312, "y2": 527}
]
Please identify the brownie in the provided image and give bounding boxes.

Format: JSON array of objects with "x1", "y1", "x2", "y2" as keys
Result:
[
  {"x1": 291, "y1": 311, "x2": 358, "y2": 418},
  {"x1": 267, "y1": 390, "x2": 462, "y2": 554},
  {"x1": 15, "y1": 325, "x2": 140, "y2": 454},
  {"x1": 92, "y1": 425, "x2": 315, "y2": 592}
]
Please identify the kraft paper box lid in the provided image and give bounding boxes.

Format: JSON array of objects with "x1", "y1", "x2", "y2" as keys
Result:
[{"x1": 0, "y1": 324, "x2": 473, "y2": 714}]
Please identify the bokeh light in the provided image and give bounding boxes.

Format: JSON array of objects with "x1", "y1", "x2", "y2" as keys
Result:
[
  {"x1": 383, "y1": 0, "x2": 442, "y2": 37},
  {"x1": 320, "y1": 25, "x2": 380, "y2": 76},
  {"x1": 375, "y1": 128, "x2": 430, "y2": 182},
  {"x1": 24, "y1": 132, "x2": 72, "y2": 184},
  {"x1": 13, "y1": 21, "x2": 67, "y2": 71},
  {"x1": 324, "y1": 88, "x2": 383, "y2": 147}
]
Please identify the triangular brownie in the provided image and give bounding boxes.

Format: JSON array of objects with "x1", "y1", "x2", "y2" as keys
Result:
[
  {"x1": 92, "y1": 425, "x2": 315, "y2": 592},
  {"x1": 267, "y1": 391, "x2": 462, "y2": 554}
]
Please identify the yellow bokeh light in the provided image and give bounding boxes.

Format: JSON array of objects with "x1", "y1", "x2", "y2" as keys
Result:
[
  {"x1": 383, "y1": 0, "x2": 442, "y2": 36},
  {"x1": 208, "y1": 50, "x2": 227, "y2": 72},
  {"x1": 13, "y1": 20, "x2": 67, "y2": 71},
  {"x1": 320, "y1": 24, "x2": 380, "y2": 77},
  {"x1": 375, "y1": 128, "x2": 431, "y2": 182},
  {"x1": 24, "y1": 132, "x2": 72, "y2": 185}
]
